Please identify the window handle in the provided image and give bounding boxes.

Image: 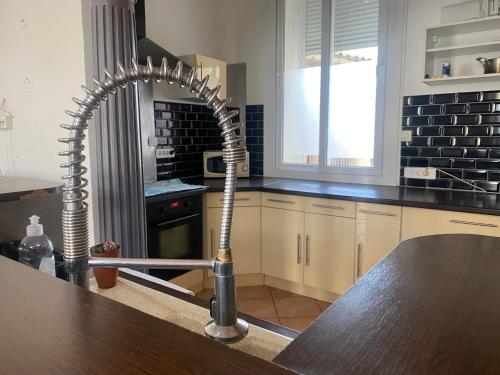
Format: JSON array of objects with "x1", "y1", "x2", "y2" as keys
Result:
[{"x1": 449, "y1": 219, "x2": 497, "y2": 228}]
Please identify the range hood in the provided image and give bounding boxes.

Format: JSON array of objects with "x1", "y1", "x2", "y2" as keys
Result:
[{"x1": 135, "y1": 0, "x2": 190, "y2": 69}]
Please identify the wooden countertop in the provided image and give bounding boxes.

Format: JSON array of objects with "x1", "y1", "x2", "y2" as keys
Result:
[
  {"x1": 0, "y1": 256, "x2": 293, "y2": 374},
  {"x1": 274, "y1": 234, "x2": 500, "y2": 374}
]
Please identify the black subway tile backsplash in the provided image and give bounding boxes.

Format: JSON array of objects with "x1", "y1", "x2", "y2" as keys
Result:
[
  {"x1": 465, "y1": 148, "x2": 488, "y2": 158},
  {"x1": 432, "y1": 115, "x2": 454, "y2": 125},
  {"x1": 411, "y1": 95, "x2": 431, "y2": 105},
  {"x1": 455, "y1": 115, "x2": 479, "y2": 125},
  {"x1": 433, "y1": 93, "x2": 455, "y2": 104},
  {"x1": 420, "y1": 147, "x2": 441, "y2": 157},
  {"x1": 419, "y1": 105, "x2": 442, "y2": 116},
  {"x1": 441, "y1": 147, "x2": 464, "y2": 157},
  {"x1": 400, "y1": 89, "x2": 500, "y2": 192},
  {"x1": 442, "y1": 126, "x2": 465, "y2": 136},
  {"x1": 431, "y1": 137, "x2": 454, "y2": 146},
  {"x1": 455, "y1": 137, "x2": 478, "y2": 147},
  {"x1": 154, "y1": 101, "x2": 264, "y2": 179},
  {"x1": 469, "y1": 103, "x2": 492, "y2": 113},
  {"x1": 419, "y1": 126, "x2": 441, "y2": 136},
  {"x1": 483, "y1": 91, "x2": 500, "y2": 101},
  {"x1": 463, "y1": 170, "x2": 487, "y2": 180},
  {"x1": 409, "y1": 116, "x2": 430, "y2": 126},
  {"x1": 476, "y1": 160, "x2": 500, "y2": 170},
  {"x1": 476, "y1": 181, "x2": 499, "y2": 192},
  {"x1": 456, "y1": 92, "x2": 480, "y2": 103},
  {"x1": 481, "y1": 114, "x2": 500, "y2": 124},
  {"x1": 444, "y1": 104, "x2": 467, "y2": 114}
]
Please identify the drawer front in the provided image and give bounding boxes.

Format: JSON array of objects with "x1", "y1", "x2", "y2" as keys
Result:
[
  {"x1": 356, "y1": 202, "x2": 401, "y2": 224},
  {"x1": 304, "y1": 197, "x2": 355, "y2": 218},
  {"x1": 206, "y1": 192, "x2": 260, "y2": 208},
  {"x1": 402, "y1": 207, "x2": 500, "y2": 240},
  {"x1": 261, "y1": 193, "x2": 304, "y2": 211}
]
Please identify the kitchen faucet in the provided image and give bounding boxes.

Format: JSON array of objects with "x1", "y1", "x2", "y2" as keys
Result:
[{"x1": 59, "y1": 56, "x2": 248, "y2": 343}]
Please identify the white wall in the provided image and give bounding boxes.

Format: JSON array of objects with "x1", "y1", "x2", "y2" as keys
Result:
[
  {"x1": 404, "y1": 0, "x2": 500, "y2": 95},
  {"x1": 0, "y1": 0, "x2": 95, "y2": 242},
  {"x1": 0, "y1": 0, "x2": 87, "y2": 181}
]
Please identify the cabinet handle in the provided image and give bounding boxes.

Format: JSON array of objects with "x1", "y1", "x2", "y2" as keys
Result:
[
  {"x1": 356, "y1": 244, "x2": 362, "y2": 278},
  {"x1": 305, "y1": 235, "x2": 310, "y2": 266},
  {"x1": 210, "y1": 228, "x2": 215, "y2": 258},
  {"x1": 312, "y1": 203, "x2": 345, "y2": 210},
  {"x1": 220, "y1": 197, "x2": 251, "y2": 202},
  {"x1": 358, "y1": 209, "x2": 397, "y2": 217},
  {"x1": 267, "y1": 198, "x2": 295, "y2": 205},
  {"x1": 297, "y1": 233, "x2": 302, "y2": 264},
  {"x1": 449, "y1": 219, "x2": 497, "y2": 228}
]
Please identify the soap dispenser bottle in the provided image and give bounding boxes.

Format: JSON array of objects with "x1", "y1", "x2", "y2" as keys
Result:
[{"x1": 18, "y1": 215, "x2": 55, "y2": 276}]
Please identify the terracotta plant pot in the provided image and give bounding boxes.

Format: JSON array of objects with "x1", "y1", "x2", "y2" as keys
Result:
[{"x1": 91, "y1": 246, "x2": 121, "y2": 289}]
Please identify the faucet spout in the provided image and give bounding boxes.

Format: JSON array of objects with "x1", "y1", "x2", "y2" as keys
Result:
[{"x1": 60, "y1": 56, "x2": 249, "y2": 343}]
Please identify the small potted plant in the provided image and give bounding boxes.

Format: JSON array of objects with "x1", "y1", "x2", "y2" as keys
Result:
[{"x1": 90, "y1": 240, "x2": 121, "y2": 289}]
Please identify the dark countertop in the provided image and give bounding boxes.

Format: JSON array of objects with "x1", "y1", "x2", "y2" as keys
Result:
[
  {"x1": 184, "y1": 176, "x2": 500, "y2": 216},
  {"x1": 274, "y1": 234, "x2": 500, "y2": 374},
  {"x1": 0, "y1": 256, "x2": 294, "y2": 374},
  {"x1": 0, "y1": 176, "x2": 63, "y2": 202}
]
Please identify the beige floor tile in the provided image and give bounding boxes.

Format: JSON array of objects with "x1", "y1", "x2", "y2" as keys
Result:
[
  {"x1": 195, "y1": 288, "x2": 213, "y2": 301},
  {"x1": 279, "y1": 317, "x2": 317, "y2": 332},
  {"x1": 269, "y1": 287, "x2": 301, "y2": 298},
  {"x1": 274, "y1": 296, "x2": 322, "y2": 318},
  {"x1": 237, "y1": 298, "x2": 277, "y2": 319},
  {"x1": 316, "y1": 299, "x2": 332, "y2": 312},
  {"x1": 236, "y1": 285, "x2": 272, "y2": 299}
]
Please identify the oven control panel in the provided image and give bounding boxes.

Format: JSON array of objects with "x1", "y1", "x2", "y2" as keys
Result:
[{"x1": 146, "y1": 193, "x2": 202, "y2": 223}]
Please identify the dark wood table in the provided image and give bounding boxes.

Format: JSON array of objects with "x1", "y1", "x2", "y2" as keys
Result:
[
  {"x1": 0, "y1": 256, "x2": 293, "y2": 374},
  {"x1": 275, "y1": 234, "x2": 500, "y2": 374}
]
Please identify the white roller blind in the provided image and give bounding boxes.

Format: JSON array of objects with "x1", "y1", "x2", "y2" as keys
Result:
[
  {"x1": 305, "y1": 0, "x2": 379, "y2": 56},
  {"x1": 306, "y1": 0, "x2": 322, "y2": 56},
  {"x1": 333, "y1": 0, "x2": 379, "y2": 52}
]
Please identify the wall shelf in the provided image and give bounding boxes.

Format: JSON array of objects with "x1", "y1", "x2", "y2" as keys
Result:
[
  {"x1": 423, "y1": 15, "x2": 500, "y2": 83},
  {"x1": 423, "y1": 72, "x2": 500, "y2": 85}
]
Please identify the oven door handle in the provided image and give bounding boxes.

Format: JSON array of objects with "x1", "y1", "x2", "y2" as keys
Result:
[{"x1": 154, "y1": 213, "x2": 200, "y2": 227}]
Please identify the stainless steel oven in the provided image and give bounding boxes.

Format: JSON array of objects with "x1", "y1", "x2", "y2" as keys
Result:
[{"x1": 146, "y1": 191, "x2": 203, "y2": 281}]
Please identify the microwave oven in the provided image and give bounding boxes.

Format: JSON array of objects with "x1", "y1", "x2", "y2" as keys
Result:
[{"x1": 203, "y1": 151, "x2": 250, "y2": 178}]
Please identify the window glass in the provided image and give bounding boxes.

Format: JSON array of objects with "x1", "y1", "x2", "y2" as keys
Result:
[
  {"x1": 282, "y1": 0, "x2": 322, "y2": 165},
  {"x1": 327, "y1": 0, "x2": 379, "y2": 167}
]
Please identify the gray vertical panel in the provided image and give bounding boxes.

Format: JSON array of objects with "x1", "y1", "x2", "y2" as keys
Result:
[{"x1": 86, "y1": 0, "x2": 147, "y2": 259}]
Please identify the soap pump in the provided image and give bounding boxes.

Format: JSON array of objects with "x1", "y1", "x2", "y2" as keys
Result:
[{"x1": 18, "y1": 215, "x2": 55, "y2": 276}]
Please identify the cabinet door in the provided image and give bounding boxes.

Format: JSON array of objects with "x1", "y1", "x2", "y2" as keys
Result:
[
  {"x1": 402, "y1": 207, "x2": 500, "y2": 240},
  {"x1": 262, "y1": 207, "x2": 304, "y2": 283},
  {"x1": 355, "y1": 220, "x2": 400, "y2": 280},
  {"x1": 304, "y1": 213, "x2": 355, "y2": 294},
  {"x1": 206, "y1": 206, "x2": 261, "y2": 275}
]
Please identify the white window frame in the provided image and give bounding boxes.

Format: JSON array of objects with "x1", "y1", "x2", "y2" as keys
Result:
[{"x1": 272, "y1": 0, "x2": 407, "y2": 185}]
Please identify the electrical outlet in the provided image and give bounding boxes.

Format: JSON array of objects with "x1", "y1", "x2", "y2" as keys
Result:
[
  {"x1": 156, "y1": 147, "x2": 175, "y2": 159},
  {"x1": 400, "y1": 130, "x2": 413, "y2": 142},
  {"x1": 404, "y1": 167, "x2": 437, "y2": 180}
]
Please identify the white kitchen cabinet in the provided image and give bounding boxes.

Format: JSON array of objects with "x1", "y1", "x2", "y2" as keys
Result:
[
  {"x1": 355, "y1": 203, "x2": 401, "y2": 280},
  {"x1": 401, "y1": 207, "x2": 500, "y2": 240},
  {"x1": 261, "y1": 206, "x2": 304, "y2": 283},
  {"x1": 206, "y1": 205, "x2": 261, "y2": 275},
  {"x1": 304, "y1": 213, "x2": 355, "y2": 294}
]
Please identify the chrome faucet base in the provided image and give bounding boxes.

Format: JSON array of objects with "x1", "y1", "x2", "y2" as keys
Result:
[{"x1": 204, "y1": 318, "x2": 249, "y2": 344}]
